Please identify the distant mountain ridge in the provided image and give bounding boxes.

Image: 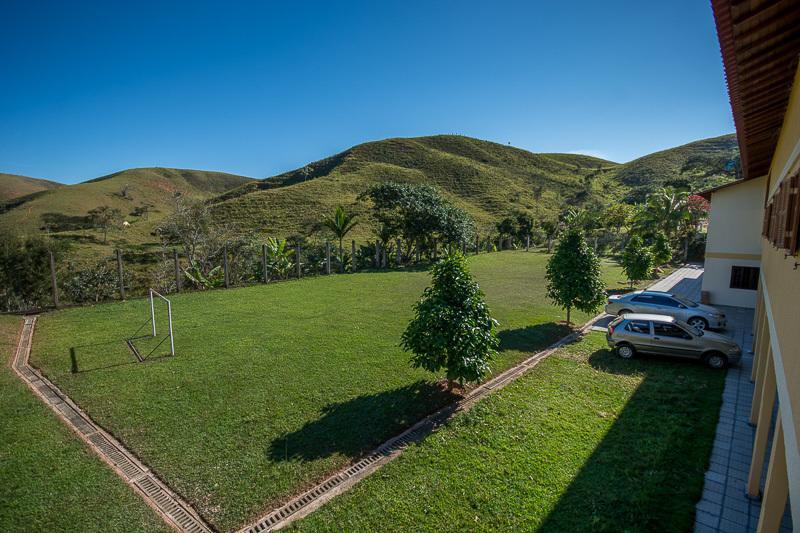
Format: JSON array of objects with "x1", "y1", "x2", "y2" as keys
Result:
[
  {"x1": 209, "y1": 133, "x2": 738, "y2": 238},
  {"x1": 0, "y1": 173, "x2": 62, "y2": 202},
  {"x1": 0, "y1": 134, "x2": 738, "y2": 257}
]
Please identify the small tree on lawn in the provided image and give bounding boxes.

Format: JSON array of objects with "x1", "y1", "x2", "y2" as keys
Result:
[
  {"x1": 651, "y1": 233, "x2": 672, "y2": 267},
  {"x1": 545, "y1": 228, "x2": 606, "y2": 326},
  {"x1": 401, "y1": 252, "x2": 498, "y2": 389},
  {"x1": 622, "y1": 235, "x2": 653, "y2": 287}
]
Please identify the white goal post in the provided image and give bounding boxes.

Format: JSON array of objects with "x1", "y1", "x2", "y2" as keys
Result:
[{"x1": 149, "y1": 289, "x2": 175, "y2": 356}]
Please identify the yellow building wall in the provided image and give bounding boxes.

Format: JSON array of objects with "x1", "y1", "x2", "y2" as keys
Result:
[{"x1": 761, "y1": 62, "x2": 800, "y2": 521}]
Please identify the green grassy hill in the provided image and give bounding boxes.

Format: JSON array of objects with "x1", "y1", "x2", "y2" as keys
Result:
[
  {"x1": 0, "y1": 134, "x2": 738, "y2": 256},
  {"x1": 615, "y1": 134, "x2": 739, "y2": 201},
  {"x1": 210, "y1": 134, "x2": 738, "y2": 239},
  {"x1": 0, "y1": 167, "x2": 254, "y2": 259},
  {"x1": 210, "y1": 135, "x2": 627, "y2": 239},
  {"x1": 0, "y1": 173, "x2": 62, "y2": 201}
]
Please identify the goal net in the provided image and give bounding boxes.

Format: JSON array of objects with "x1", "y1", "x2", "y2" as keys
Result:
[{"x1": 126, "y1": 289, "x2": 175, "y2": 361}]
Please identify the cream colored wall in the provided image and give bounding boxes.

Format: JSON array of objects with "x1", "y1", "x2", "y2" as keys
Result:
[
  {"x1": 761, "y1": 62, "x2": 800, "y2": 523},
  {"x1": 705, "y1": 176, "x2": 766, "y2": 255},
  {"x1": 702, "y1": 257, "x2": 759, "y2": 307},
  {"x1": 701, "y1": 176, "x2": 765, "y2": 308}
]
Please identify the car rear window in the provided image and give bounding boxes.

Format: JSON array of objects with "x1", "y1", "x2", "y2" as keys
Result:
[{"x1": 625, "y1": 320, "x2": 650, "y2": 334}]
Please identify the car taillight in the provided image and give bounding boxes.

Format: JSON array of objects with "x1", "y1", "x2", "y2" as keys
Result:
[{"x1": 607, "y1": 299, "x2": 613, "y2": 304}]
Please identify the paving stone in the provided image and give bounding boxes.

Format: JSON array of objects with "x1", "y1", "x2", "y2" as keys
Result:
[
  {"x1": 721, "y1": 507, "x2": 749, "y2": 526},
  {"x1": 719, "y1": 517, "x2": 750, "y2": 533},
  {"x1": 697, "y1": 499, "x2": 722, "y2": 516},
  {"x1": 695, "y1": 525, "x2": 717, "y2": 533},
  {"x1": 697, "y1": 510, "x2": 721, "y2": 528}
]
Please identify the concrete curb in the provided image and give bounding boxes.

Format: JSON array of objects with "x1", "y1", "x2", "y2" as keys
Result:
[{"x1": 10, "y1": 316, "x2": 213, "y2": 533}]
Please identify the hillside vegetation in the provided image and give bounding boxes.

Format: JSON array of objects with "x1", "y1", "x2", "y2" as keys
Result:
[
  {"x1": 615, "y1": 134, "x2": 739, "y2": 201},
  {"x1": 0, "y1": 134, "x2": 737, "y2": 257},
  {"x1": 0, "y1": 173, "x2": 61, "y2": 202},
  {"x1": 210, "y1": 135, "x2": 627, "y2": 239},
  {"x1": 210, "y1": 134, "x2": 738, "y2": 239},
  {"x1": 0, "y1": 167, "x2": 254, "y2": 258}
]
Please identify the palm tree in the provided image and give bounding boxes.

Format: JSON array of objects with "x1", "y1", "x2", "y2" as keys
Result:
[
  {"x1": 634, "y1": 188, "x2": 691, "y2": 240},
  {"x1": 322, "y1": 206, "x2": 358, "y2": 269}
]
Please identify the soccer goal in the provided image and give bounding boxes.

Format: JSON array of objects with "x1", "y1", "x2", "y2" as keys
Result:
[{"x1": 149, "y1": 289, "x2": 175, "y2": 356}]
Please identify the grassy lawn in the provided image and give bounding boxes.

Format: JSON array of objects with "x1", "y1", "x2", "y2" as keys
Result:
[
  {"x1": 293, "y1": 333, "x2": 724, "y2": 532},
  {"x1": 0, "y1": 315, "x2": 168, "y2": 532},
  {"x1": 30, "y1": 251, "x2": 639, "y2": 530}
]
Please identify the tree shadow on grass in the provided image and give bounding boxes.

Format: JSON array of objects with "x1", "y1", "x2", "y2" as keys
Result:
[
  {"x1": 497, "y1": 323, "x2": 571, "y2": 353},
  {"x1": 538, "y1": 347, "x2": 724, "y2": 532},
  {"x1": 267, "y1": 381, "x2": 458, "y2": 463}
]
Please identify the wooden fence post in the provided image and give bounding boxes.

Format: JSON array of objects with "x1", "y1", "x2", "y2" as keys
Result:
[
  {"x1": 223, "y1": 243, "x2": 230, "y2": 288},
  {"x1": 295, "y1": 244, "x2": 301, "y2": 278},
  {"x1": 325, "y1": 241, "x2": 331, "y2": 274},
  {"x1": 116, "y1": 249, "x2": 125, "y2": 300},
  {"x1": 396, "y1": 238, "x2": 402, "y2": 265},
  {"x1": 174, "y1": 249, "x2": 181, "y2": 292},
  {"x1": 49, "y1": 250, "x2": 59, "y2": 309},
  {"x1": 351, "y1": 240, "x2": 357, "y2": 272},
  {"x1": 262, "y1": 244, "x2": 269, "y2": 282}
]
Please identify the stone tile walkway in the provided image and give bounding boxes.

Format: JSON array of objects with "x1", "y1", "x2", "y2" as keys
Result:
[{"x1": 648, "y1": 271, "x2": 797, "y2": 533}]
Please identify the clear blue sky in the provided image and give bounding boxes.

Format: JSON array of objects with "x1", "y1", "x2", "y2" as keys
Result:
[{"x1": 0, "y1": 0, "x2": 734, "y2": 184}]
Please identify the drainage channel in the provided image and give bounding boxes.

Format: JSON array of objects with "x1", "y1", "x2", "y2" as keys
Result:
[
  {"x1": 239, "y1": 317, "x2": 598, "y2": 532},
  {"x1": 11, "y1": 316, "x2": 212, "y2": 533}
]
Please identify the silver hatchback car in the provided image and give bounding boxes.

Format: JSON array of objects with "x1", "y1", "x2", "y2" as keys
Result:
[
  {"x1": 606, "y1": 313, "x2": 742, "y2": 368},
  {"x1": 605, "y1": 290, "x2": 727, "y2": 331}
]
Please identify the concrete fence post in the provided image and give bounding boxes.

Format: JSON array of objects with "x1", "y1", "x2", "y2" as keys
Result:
[
  {"x1": 49, "y1": 250, "x2": 59, "y2": 309},
  {"x1": 295, "y1": 245, "x2": 301, "y2": 278},
  {"x1": 223, "y1": 243, "x2": 230, "y2": 288},
  {"x1": 526, "y1": 235, "x2": 530, "y2": 252},
  {"x1": 262, "y1": 244, "x2": 269, "y2": 283},
  {"x1": 396, "y1": 238, "x2": 402, "y2": 265},
  {"x1": 325, "y1": 241, "x2": 331, "y2": 274},
  {"x1": 174, "y1": 249, "x2": 182, "y2": 292},
  {"x1": 116, "y1": 249, "x2": 125, "y2": 300},
  {"x1": 351, "y1": 240, "x2": 357, "y2": 272}
]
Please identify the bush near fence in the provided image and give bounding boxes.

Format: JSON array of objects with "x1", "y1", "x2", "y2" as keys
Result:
[{"x1": 5, "y1": 233, "x2": 554, "y2": 312}]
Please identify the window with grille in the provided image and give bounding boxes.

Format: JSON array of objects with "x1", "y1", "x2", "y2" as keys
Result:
[{"x1": 729, "y1": 266, "x2": 759, "y2": 290}]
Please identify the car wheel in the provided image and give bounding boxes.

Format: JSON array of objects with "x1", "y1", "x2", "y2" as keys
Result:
[
  {"x1": 616, "y1": 344, "x2": 635, "y2": 359},
  {"x1": 688, "y1": 317, "x2": 709, "y2": 331},
  {"x1": 617, "y1": 309, "x2": 633, "y2": 316},
  {"x1": 704, "y1": 352, "x2": 728, "y2": 369}
]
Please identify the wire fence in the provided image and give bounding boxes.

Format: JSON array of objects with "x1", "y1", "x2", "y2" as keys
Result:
[{"x1": 36, "y1": 234, "x2": 541, "y2": 312}]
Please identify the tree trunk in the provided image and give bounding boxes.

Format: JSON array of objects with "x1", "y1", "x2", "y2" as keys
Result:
[{"x1": 566, "y1": 306, "x2": 571, "y2": 326}]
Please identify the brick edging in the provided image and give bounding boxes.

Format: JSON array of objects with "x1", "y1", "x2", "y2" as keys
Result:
[{"x1": 10, "y1": 316, "x2": 213, "y2": 533}]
